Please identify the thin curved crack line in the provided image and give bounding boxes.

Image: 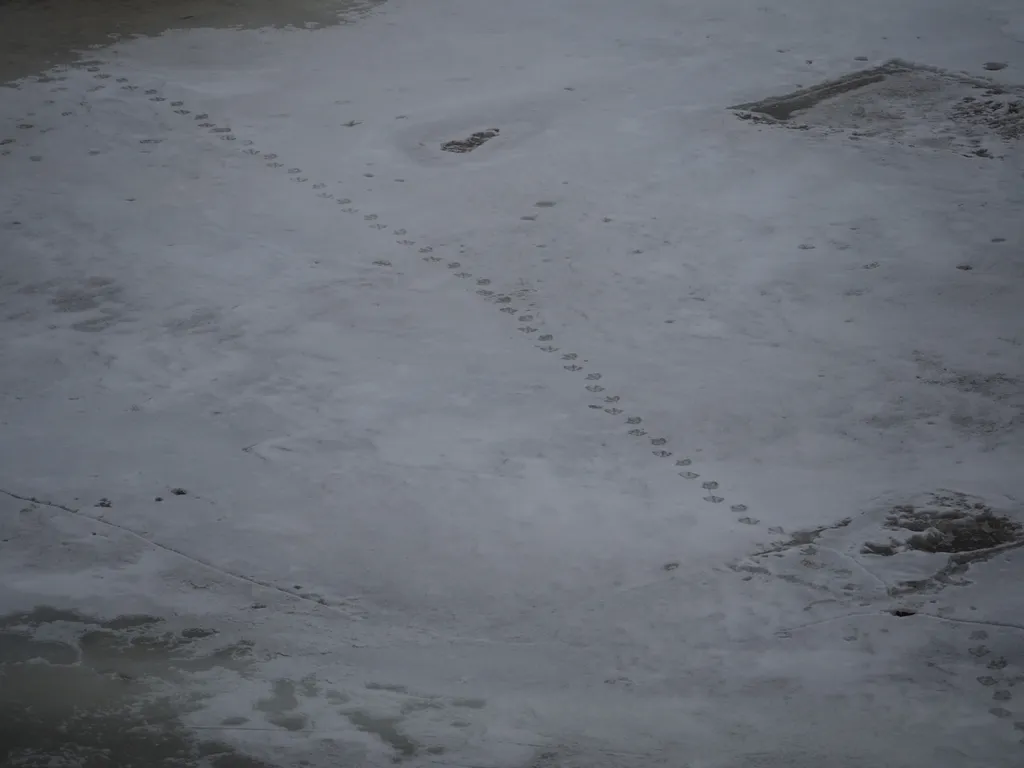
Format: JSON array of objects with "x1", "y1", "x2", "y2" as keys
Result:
[
  {"x1": 783, "y1": 610, "x2": 1024, "y2": 635},
  {"x1": 1, "y1": 487, "x2": 550, "y2": 648},
  {"x1": 188, "y1": 725, "x2": 318, "y2": 733},
  {"x1": 913, "y1": 613, "x2": 1024, "y2": 633},
  {"x1": 0, "y1": 487, "x2": 348, "y2": 616}
]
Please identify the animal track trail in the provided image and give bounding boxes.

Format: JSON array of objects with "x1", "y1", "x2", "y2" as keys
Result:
[
  {"x1": 81, "y1": 67, "x2": 751, "y2": 520},
  {"x1": 423, "y1": 253, "x2": 731, "y2": 494},
  {"x1": 962, "y1": 628, "x2": 1024, "y2": 742},
  {"x1": 1, "y1": 77, "x2": 111, "y2": 159}
]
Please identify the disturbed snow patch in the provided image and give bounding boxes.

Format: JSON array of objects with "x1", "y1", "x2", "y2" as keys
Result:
[
  {"x1": 731, "y1": 59, "x2": 1024, "y2": 158},
  {"x1": 733, "y1": 490, "x2": 1023, "y2": 609},
  {"x1": 862, "y1": 490, "x2": 1022, "y2": 557},
  {"x1": 441, "y1": 128, "x2": 500, "y2": 153}
]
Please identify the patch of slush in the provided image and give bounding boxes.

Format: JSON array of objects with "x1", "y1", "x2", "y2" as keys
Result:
[{"x1": 0, "y1": 607, "x2": 271, "y2": 768}]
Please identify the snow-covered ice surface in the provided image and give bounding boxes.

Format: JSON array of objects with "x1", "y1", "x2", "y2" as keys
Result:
[{"x1": 2, "y1": 0, "x2": 1024, "y2": 765}]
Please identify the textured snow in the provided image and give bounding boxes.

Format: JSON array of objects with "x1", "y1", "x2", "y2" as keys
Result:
[{"x1": 1, "y1": 0, "x2": 1023, "y2": 766}]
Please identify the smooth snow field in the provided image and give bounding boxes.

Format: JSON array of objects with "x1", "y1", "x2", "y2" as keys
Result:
[{"x1": 1, "y1": 0, "x2": 1023, "y2": 766}]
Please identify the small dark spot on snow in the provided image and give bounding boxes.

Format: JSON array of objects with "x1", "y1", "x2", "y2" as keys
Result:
[
  {"x1": 170, "y1": 488, "x2": 187, "y2": 496},
  {"x1": 663, "y1": 562, "x2": 679, "y2": 571},
  {"x1": 888, "y1": 608, "x2": 917, "y2": 617},
  {"x1": 956, "y1": 264, "x2": 973, "y2": 271},
  {"x1": 983, "y1": 62, "x2": 1008, "y2": 71},
  {"x1": 95, "y1": 498, "x2": 112, "y2": 508}
]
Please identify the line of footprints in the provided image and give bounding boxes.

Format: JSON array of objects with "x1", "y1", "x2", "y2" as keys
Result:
[
  {"x1": 964, "y1": 628, "x2": 1024, "y2": 746},
  {"x1": 3, "y1": 60, "x2": 755, "y2": 521}
]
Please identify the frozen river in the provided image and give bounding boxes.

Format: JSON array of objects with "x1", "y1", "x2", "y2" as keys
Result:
[{"x1": 1, "y1": 0, "x2": 1023, "y2": 765}]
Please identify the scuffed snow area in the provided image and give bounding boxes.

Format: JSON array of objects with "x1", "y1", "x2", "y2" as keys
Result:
[
  {"x1": 732, "y1": 59, "x2": 1024, "y2": 158},
  {"x1": 1, "y1": 0, "x2": 1024, "y2": 765}
]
